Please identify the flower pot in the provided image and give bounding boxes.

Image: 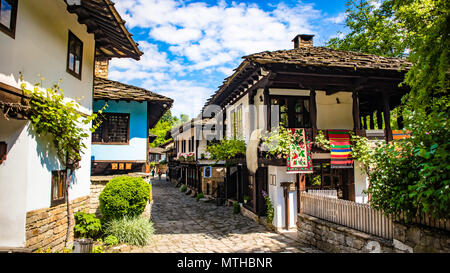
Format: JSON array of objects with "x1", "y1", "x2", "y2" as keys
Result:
[{"x1": 73, "y1": 238, "x2": 93, "y2": 253}]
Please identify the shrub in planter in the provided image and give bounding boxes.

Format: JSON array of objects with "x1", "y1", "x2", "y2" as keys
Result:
[
  {"x1": 99, "y1": 176, "x2": 150, "y2": 220},
  {"x1": 103, "y1": 216, "x2": 154, "y2": 246},
  {"x1": 180, "y1": 184, "x2": 187, "y2": 192},
  {"x1": 74, "y1": 211, "x2": 102, "y2": 239}
]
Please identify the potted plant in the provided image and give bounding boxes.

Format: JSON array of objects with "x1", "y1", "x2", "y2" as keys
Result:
[{"x1": 243, "y1": 195, "x2": 250, "y2": 204}]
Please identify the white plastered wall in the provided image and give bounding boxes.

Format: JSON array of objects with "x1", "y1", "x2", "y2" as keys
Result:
[
  {"x1": 268, "y1": 166, "x2": 297, "y2": 230},
  {"x1": 316, "y1": 91, "x2": 353, "y2": 130},
  {"x1": 0, "y1": 0, "x2": 95, "y2": 247}
]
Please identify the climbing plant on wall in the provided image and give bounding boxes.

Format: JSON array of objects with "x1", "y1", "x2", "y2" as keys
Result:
[{"x1": 20, "y1": 74, "x2": 106, "y2": 246}]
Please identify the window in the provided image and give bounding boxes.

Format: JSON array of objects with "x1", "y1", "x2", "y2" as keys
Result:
[
  {"x1": 66, "y1": 31, "x2": 83, "y2": 79},
  {"x1": 51, "y1": 170, "x2": 67, "y2": 207},
  {"x1": 271, "y1": 96, "x2": 310, "y2": 128},
  {"x1": 230, "y1": 105, "x2": 243, "y2": 139},
  {"x1": 182, "y1": 139, "x2": 186, "y2": 153},
  {"x1": 204, "y1": 166, "x2": 211, "y2": 178},
  {"x1": 92, "y1": 113, "x2": 130, "y2": 144},
  {"x1": 0, "y1": 0, "x2": 18, "y2": 38}
]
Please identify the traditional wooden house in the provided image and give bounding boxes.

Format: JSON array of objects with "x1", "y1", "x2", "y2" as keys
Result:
[
  {"x1": 0, "y1": 0, "x2": 142, "y2": 251},
  {"x1": 201, "y1": 34, "x2": 410, "y2": 230},
  {"x1": 168, "y1": 118, "x2": 226, "y2": 199},
  {"x1": 90, "y1": 62, "x2": 173, "y2": 175}
]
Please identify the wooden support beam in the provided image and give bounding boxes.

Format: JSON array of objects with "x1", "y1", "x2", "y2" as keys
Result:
[
  {"x1": 264, "y1": 86, "x2": 270, "y2": 132},
  {"x1": 382, "y1": 92, "x2": 393, "y2": 142},
  {"x1": 309, "y1": 89, "x2": 317, "y2": 138},
  {"x1": 352, "y1": 90, "x2": 361, "y2": 130}
]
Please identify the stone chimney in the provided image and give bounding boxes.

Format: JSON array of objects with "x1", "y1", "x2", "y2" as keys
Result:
[
  {"x1": 292, "y1": 34, "x2": 314, "y2": 49},
  {"x1": 94, "y1": 58, "x2": 109, "y2": 79}
]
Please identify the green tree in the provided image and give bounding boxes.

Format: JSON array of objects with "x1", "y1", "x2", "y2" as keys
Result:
[
  {"x1": 326, "y1": 0, "x2": 407, "y2": 57},
  {"x1": 149, "y1": 111, "x2": 190, "y2": 148},
  {"x1": 328, "y1": 0, "x2": 450, "y2": 219}
]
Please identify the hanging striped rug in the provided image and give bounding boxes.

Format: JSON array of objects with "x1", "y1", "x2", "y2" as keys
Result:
[
  {"x1": 328, "y1": 130, "x2": 353, "y2": 168},
  {"x1": 392, "y1": 130, "x2": 411, "y2": 140}
]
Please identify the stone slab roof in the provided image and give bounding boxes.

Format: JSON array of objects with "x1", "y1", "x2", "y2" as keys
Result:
[
  {"x1": 93, "y1": 77, "x2": 173, "y2": 103},
  {"x1": 244, "y1": 46, "x2": 411, "y2": 71}
]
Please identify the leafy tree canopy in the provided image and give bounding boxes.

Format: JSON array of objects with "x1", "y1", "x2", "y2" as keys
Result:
[
  {"x1": 327, "y1": 0, "x2": 449, "y2": 219},
  {"x1": 149, "y1": 111, "x2": 190, "y2": 148}
]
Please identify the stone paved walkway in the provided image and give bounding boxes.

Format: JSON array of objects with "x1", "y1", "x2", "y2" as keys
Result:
[{"x1": 128, "y1": 176, "x2": 321, "y2": 253}]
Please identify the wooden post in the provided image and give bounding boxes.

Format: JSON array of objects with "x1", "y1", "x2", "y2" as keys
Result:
[
  {"x1": 252, "y1": 174, "x2": 257, "y2": 213},
  {"x1": 284, "y1": 186, "x2": 289, "y2": 229},
  {"x1": 264, "y1": 86, "x2": 271, "y2": 131},
  {"x1": 382, "y1": 93, "x2": 393, "y2": 142},
  {"x1": 369, "y1": 111, "x2": 375, "y2": 130},
  {"x1": 222, "y1": 107, "x2": 227, "y2": 140},
  {"x1": 362, "y1": 115, "x2": 367, "y2": 129},
  {"x1": 352, "y1": 90, "x2": 361, "y2": 131},
  {"x1": 376, "y1": 110, "x2": 383, "y2": 129},
  {"x1": 309, "y1": 89, "x2": 317, "y2": 138}
]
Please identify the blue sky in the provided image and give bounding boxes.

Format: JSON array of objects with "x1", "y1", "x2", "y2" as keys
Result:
[{"x1": 109, "y1": 0, "x2": 349, "y2": 118}]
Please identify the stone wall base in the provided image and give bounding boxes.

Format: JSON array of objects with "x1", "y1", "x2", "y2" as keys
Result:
[
  {"x1": 297, "y1": 213, "x2": 395, "y2": 253},
  {"x1": 25, "y1": 196, "x2": 90, "y2": 252},
  {"x1": 392, "y1": 221, "x2": 449, "y2": 253},
  {"x1": 297, "y1": 213, "x2": 450, "y2": 253}
]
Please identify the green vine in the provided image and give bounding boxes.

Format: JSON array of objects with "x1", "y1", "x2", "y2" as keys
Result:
[
  {"x1": 314, "y1": 130, "x2": 330, "y2": 151},
  {"x1": 20, "y1": 74, "x2": 105, "y2": 170},
  {"x1": 206, "y1": 138, "x2": 246, "y2": 164},
  {"x1": 20, "y1": 74, "x2": 106, "y2": 247}
]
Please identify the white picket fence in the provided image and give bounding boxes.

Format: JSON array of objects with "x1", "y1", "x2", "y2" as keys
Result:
[
  {"x1": 307, "y1": 189, "x2": 338, "y2": 199},
  {"x1": 300, "y1": 192, "x2": 394, "y2": 240}
]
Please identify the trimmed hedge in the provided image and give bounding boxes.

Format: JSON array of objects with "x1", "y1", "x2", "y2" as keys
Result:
[{"x1": 99, "y1": 176, "x2": 150, "y2": 220}]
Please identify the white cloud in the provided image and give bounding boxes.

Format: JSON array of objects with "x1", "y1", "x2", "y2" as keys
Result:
[
  {"x1": 325, "y1": 12, "x2": 347, "y2": 24},
  {"x1": 110, "y1": 0, "x2": 344, "y2": 116}
]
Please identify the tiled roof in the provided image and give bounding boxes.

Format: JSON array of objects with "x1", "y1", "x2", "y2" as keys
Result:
[
  {"x1": 244, "y1": 46, "x2": 411, "y2": 71},
  {"x1": 93, "y1": 77, "x2": 173, "y2": 103}
]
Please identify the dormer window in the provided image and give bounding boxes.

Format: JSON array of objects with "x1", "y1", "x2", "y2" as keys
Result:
[
  {"x1": 0, "y1": 0, "x2": 18, "y2": 38},
  {"x1": 67, "y1": 30, "x2": 83, "y2": 79}
]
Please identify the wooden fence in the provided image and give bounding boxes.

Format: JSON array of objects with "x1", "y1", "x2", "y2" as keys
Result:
[
  {"x1": 397, "y1": 211, "x2": 450, "y2": 232},
  {"x1": 307, "y1": 189, "x2": 338, "y2": 199},
  {"x1": 300, "y1": 192, "x2": 394, "y2": 240}
]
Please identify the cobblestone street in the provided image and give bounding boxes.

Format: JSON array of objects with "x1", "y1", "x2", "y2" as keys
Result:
[{"x1": 128, "y1": 177, "x2": 321, "y2": 253}]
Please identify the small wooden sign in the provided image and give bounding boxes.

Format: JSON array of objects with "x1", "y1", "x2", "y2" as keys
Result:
[
  {"x1": 0, "y1": 142, "x2": 7, "y2": 164},
  {"x1": 111, "y1": 163, "x2": 118, "y2": 170},
  {"x1": 125, "y1": 163, "x2": 132, "y2": 170}
]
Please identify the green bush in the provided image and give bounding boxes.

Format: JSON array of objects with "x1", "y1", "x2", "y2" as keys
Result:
[
  {"x1": 180, "y1": 184, "x2": 187, "y2": 192},
  {"x1": 104, "y1": 235, "x2": 119, "y2": 246},
  {"x1": 74, "y1": 211, "x2": 102, "y2": 239},
  {"x1": 195, "y1": 193, "x2": 204, "y2": 201},
  {"x1": 103, "y1": 216, "x2": 154, "y2": 246},
  {"x1": 99, "y1": 176, "x2": 150, "y2": 220}
]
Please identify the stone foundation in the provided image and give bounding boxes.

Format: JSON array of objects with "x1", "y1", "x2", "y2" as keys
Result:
[
  {"x1": 392, "y1": 221, "x2": 449, "y2": 253},
  {"x1": 25, "y1": 196, "x2": 89, "y2": 252},
  {"x1": 297, "y1": 213, "x2": 450, "y2": 253},
  {"x1": 297, "y1": 213, "x2": 395, "y2": 253}
]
